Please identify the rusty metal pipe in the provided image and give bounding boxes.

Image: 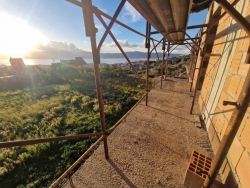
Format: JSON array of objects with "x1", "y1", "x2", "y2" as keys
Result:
[
  {"x1": 186, "y1": 24, "x2": 209, "y2": 30},
  {"x1": 97, "y1": 0, "x2": 126, "y2": 51},
  {"x1": 190, "y1": 3, "x2": 214, "y2": 114},
  {"x1": 184, "y1": 31, "x2": 202, "y2": 53},
  {"x1": 215, "y1": 0, "x2": 250, "y2": 36},
  {"x1": 149, "y1": 31, "x2": 179, "y2": 56},
  {"x1": 161, "y1": 48, "x2": 165, "y2": 89},
  {"x1": 83, "y1": 0, "x2": 109, "y2": 160},
  {"x1": 150, "y1": 38, "x2": 164, "y2": 54},
  {"x1": 164, "y1": 42, "x2": 170, "y2": 80},
  {"x1": 203, "y1": 0, "x2": 250, "y2": 186},
  {"x1": 67, "y1": 0, "x2": 160, "y2": 44},
  {"x1": 98, "y1": 9, "x2": 161, "y2": 43},
  {"x1": 95, "y1": 13, "x2": 146, "y2": 86},
  {"x1": 189, "y1": 51, "x2": 198, "y2": 86},
  {"x1": 169, "y1": 44, "x2": 179, "y2": 54},
  {"x1": 90, "y1": 35, "x2": 109, "y2": 160},
  {"x1": 209, "y1": 0, "x2": 240, "y2": 29},
  {"x1": 0, "y1": 132, "x2": 104, "y2": 148},
  {"x1": 184, "y1": 44, "x2": 192, "y2": 52},
  {"x1": 190, "y1": 28, "x2": 203, "y2": 91},
  {"x1": 186, "y1": 42, "x2": 197, "y2": 52},
  {"x1": 146, "y1": 22, "x2": 151, "y2": 106},
  {"x1": 203, "y1": 47, "x2": 250, "y2": 187},
  {"x1": 152, "y1": 39, "x2": 159, "y2": 60},
  {"x1": 187, "y1": 56, "x2": 194, "y2": 83},
  {"x1": 50, "y1": 136, "x2": 104, "y2": 188},
  {"x1": 161, "y1": 39, "x2": 166, "y2": 89},
  {"x1": 184, "y1": 37, "x2": 202, "y2": 41}
]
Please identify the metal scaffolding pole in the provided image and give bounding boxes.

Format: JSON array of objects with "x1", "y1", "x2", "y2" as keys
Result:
[
  {"x1": 190, "y1": 3, "x2": 214, "y2": 114},
  {"x1": 0, "y1": 132, "x2": 104, "y2": 148},
  {"x1": 150, "y1": 38, "x2": 164, "y2": 54},
  {"x1": 152, "y1": 39, "x2": 159, "y2": 61},
  {"x1": 161, "y1": 39, "x2": 166, "y2": 88},
  {"x1": 189, "y1": 28, "x2": 203, "y2": 91},
  {"x1": 203, "y1": 0, "x2": 250, "y2": 186},
  {"x1": 216, "y1": 0, "x2": 250, "y2": 36},
  {"x1": 169, "y1": 44, "x2": 179, "y2": 54},
  {"x1": 81, "y1": 0, "x2": 109, "y2": 159},
  {"x1": 184, "y1": 44, "x2": 192, "y2": 52},
  {"x1": 146, "y1": 21, "x2": 151, "y2": 106},
  {"x1": 97, "y1": 0, "x2": 126, "y2": 51},
  {"x1": 164, "y1": 41, "x2": 170, "y2": 80},
  {"x1": 95, "y1": 13, "x2": 146, "y2": 86},
  {"x1": 209, "y1": 0, "x2": 240, "y2": 29},
  {"x1": 204, "y1": 51, "x2": 250, "y2": 188}
]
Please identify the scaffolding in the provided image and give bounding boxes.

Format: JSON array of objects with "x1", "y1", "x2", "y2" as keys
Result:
[{"x1": 0, "y1": 0, "x2": 250, "y2": 187}]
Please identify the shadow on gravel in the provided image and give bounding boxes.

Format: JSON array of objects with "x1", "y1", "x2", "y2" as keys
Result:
[
  {"x1": 147, "y1": 105, "x2": 194, "y2": 123},
  {"x1": 159, "y1": 88, "x2": 191, "y2": 95},
  {"x1": 108, "y1": 159, "x2": 136, "y2": 188}
]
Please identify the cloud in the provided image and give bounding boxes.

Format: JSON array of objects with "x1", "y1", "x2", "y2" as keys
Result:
[
  {"x1": 31, "y1": 40, "x2": 189, "y2": 54},
  {"x1": 104, "y1": 39, "x2": 139, "y2": 48},
  {"x1": 138, "y1": 39, "x2": 146, "y2": 48},
  {"x1": 171, "y1": 46, "x2": 190, "y2": 54},
  {"x1": 34, "y1": 41, "x2": 84, "y2": 51},
  {"x1": 122, "y1": 2, "x2": 142, "y2": 23},
  {"x1": 95, "y1": 24, "x2": 104, "y2": 30},
  {"x1": 98, "y1": 8, "x2": 107, "y2": 14}
]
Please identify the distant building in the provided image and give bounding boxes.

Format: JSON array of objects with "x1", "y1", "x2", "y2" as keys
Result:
[
  {"x1": 68, "y1": 57, "x2": 87, "y2": 68},
  {"x1": 60, "y1": 57, "x2": 88, "y2": 73},
  {"x1": 60, "y1": 57, "x2": 87, "y2": 66},
  {"x1": 9, "y1": 57, "x2": 26, "y2": 73}
]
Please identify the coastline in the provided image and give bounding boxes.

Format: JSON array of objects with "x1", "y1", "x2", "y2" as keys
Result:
[{"x1": 0, "y1": 58, "x2": 148, "y2": 66}]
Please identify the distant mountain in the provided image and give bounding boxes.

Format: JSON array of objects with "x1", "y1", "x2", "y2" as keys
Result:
[
  {"x1": 16, "y1": 50, "x2": 181, "y2": 59},
  {"x1": 100, "y1": 51, "x2": 181, "y2": 59},
  {"x1": 22, "y1": 50, "x2": 92, "y2": 59},
  {"x1": 0, "y1": 50, "x2": 182, "y2": 60}
]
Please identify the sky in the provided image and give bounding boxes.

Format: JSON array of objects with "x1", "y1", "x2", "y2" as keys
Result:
[{"x1": 0, "y1": 0, "x2": 208, "y2": 57}]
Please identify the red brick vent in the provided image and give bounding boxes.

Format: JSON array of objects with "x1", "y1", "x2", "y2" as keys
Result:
[{"x1": 184, "y1": 150, "x2": 212, "y2": 188}]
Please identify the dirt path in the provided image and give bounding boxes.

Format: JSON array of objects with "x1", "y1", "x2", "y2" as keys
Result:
[{"x1": 63, "y1": 80, "x2": 214, "y2": 188}]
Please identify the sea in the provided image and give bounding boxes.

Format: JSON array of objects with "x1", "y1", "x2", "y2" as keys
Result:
[{"x1": 0, "y1": 58, "x2": 148, "y2": 66}]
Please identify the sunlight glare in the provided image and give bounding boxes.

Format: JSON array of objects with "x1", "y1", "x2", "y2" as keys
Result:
[{"x1": 0, "y1": 13, "x2": 46, "y2": 56}]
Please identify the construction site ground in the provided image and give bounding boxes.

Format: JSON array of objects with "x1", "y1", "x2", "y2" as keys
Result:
[{"x1": 63, "y1": 79, "x2": 220, "y2": 188}]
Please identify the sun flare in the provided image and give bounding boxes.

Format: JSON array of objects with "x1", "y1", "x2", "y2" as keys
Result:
[{"x1": 0, "y1": 13, "x2": 46, "y2": 56}]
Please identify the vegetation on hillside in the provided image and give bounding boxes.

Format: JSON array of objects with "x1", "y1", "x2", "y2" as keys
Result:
[
  {"x1": 0, "y1": 63, "x2": 155, "y2": 188},
  {"x1": 167, "y1": 62, "x2": 187, "y2": 77},
  {"x1": 0, "y1": 57, "x2": 187, "y2": 187}
]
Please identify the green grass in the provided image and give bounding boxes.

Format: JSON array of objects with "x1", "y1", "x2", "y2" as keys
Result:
[{"x1": 0, "y1": 64, "x2": 154, "y2": 187}]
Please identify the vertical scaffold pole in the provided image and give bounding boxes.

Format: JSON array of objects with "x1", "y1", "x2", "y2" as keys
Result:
[
  {"x1": 190, "y1": 3, "x2": 214, "y2": 114},
  {"x1": 81, "y1": 0, "x2": 109, "y2": 159},
  {"x1": 145, "y1": 22, "x2": 151, "y2": 106},
  {"x1": 161, "y1": 38, "x2": 165, "y2": 89},
  {"x1": 203, "y1": 0, "x2": 250, "y2": 186},
  {"x1": 165, "y1": 41, "x2": 170, "y2": 80}
]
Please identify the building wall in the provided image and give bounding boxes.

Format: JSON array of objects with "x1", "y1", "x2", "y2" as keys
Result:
[{"x1": 197, "y1": 1, "x2": 250, "y2": 187}]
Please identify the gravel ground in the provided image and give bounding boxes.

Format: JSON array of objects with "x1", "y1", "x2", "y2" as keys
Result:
[{"x1": 63, "y1": 79, "x2": 216, "y2": 188}]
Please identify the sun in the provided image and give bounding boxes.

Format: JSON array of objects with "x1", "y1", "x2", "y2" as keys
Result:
[{"x1": 0, "y1": 13, "x2": 46, "y2": 56}]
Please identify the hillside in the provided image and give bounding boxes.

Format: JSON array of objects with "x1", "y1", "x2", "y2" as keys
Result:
[{"x1": 0, "y1": 64, "x2": 156, "y2": 187}]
